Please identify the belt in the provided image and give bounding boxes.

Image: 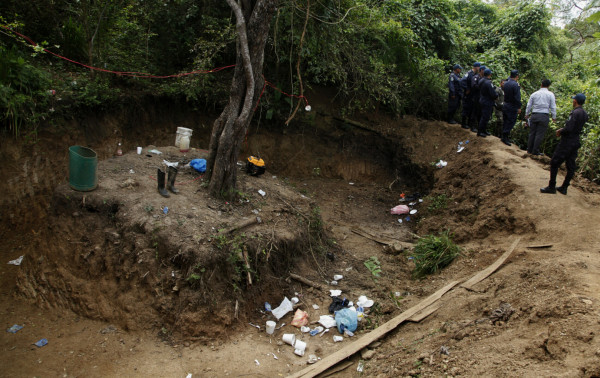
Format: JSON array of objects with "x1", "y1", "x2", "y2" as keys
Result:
[{"x1": 531, "y1": 112, "x2": 549, "y2": 115}]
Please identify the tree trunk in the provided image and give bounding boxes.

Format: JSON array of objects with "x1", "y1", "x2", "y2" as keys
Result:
[{"x1": 206, "y1": 0, "x2": 276, "y2": 198}]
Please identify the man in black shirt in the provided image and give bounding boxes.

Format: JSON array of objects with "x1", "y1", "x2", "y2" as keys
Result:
[
  {"x1": 541, "y1": 93, "x2": 589, "y2": 195},
  {"x1": 447, "y1": 64, "x2": 463, "y2": 124},
  {"x1": 477, "y1": 69, "x2": 498, "y2": 137}
]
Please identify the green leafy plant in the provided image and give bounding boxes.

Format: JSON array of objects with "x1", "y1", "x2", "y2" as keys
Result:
[
  {"x1": 364, "y1": 256, "x2": 382, "y2": 280},
  {"x1": 427, "y1": 194, "x2": 450, "y2": 213},
  {"x1": 411, "y1": 230, "x2": 460, "y2": 277}
]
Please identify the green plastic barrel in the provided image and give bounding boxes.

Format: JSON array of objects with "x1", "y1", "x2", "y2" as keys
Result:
[{"x1": 69, "y1": 146, "x2": 98, "y2": 191}]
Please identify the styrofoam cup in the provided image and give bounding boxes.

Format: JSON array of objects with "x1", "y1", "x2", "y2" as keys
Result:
[
  {"x1": 137, "y1": 147, "x2": 142, "y2": 154},
  {"x1": 282, "y1": 333, "x2": 296, "y2": 346},
  {"x1": 266, "y1": 321, "x2": 276, "y2": 335},
  {"x1": 294, "y1": 339, "x2": 306, "y2": 352},
  {"x1": 294, "y1": 348, "x2": 305, "y2": 356}
]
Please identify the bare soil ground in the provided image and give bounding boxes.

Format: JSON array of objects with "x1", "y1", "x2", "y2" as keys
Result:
[{"x1": 1, "y1": 111, "x2": 599, "y2": 378}]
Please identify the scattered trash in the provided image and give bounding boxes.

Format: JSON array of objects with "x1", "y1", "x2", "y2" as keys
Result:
[
  {"x1": 329, "y1": 297, "x2": 349, "y2": 313},
  {"x1": 457, "y1": 146, "x2": 465, "y2": 153},
  {"x1": 410, "y1": 209, "x2": 418, "y2": 215},
  {"x1": 333, "y1": 274, "x2": 343, "y2": 281},
  {"x1": 333, "y1": 335, "x2": 344, "y2": 342},
  {"x1": 305, "y1": 105, "x2": 312, "y2": 112},
  {"x1": 330, "y1": 280, "x2": 338, "y2": 286},
  {"x1": 349, "y1": 182, "x2": 354, "y2": 185},
  {"x1": 265, "y1": 302, "x2": 272, "y2": 312},
  {"x1": 271, "y1": 297, "x2": 294, "y2": 320},
  {"x1": 7, "y1": 325, "x2": 23, "y2": 333},
  {"x1": 320, "y1": 328, "x2": 330, "y2": 337},
  {"x1": 276, "y1": 323, "x2": 286, "y2": 330},
  {"x1": 162, "y1": 206, "x2": 169, "y2": 215},
  {"x1": 398, "y1": 219, "x2": 403, "y2": 224},
  {"x1": 418, "y1": 199, "x2": 423, "y2": 203},
  {"x1": 329, "y1": 290, "x2": 342, "y2": 297},
  {"x1": 258, "y1": 189, "x2": 266, "y2": 197},
  {"x1": 129, "y1": 169, "x2": 135, "y2": 174},
  {"x1": 148, "y1": 149, "x2": 162, "y2": 155},
  {"x1": 312, "y1": 304, "x2": 320, "y2": 310},
  {"x1": 308, "y1": 354, "x2": 318, "y2": 364},
  {"x1": 318, "y1": 315, "x2": 337, "y2": 329},
  {"x1": 294, "y1": 340, "x2": 307, "y2": 356},
  {"x1": 390, "y1": 205, "x2": 410, "y2": 215},
  {"x1": 246, "y1": 156, "x2": 266, "y2": 176},
  {"x1": 186, "y1": 374, "x2": 192, "y2": 378},
  {"x1": 309, "y1": 326, "x2": 324, "y2": 336},
  {"x1": 291, "y1": 297, "x2": 299, "y2": 304},
  {"x1": 7, "y1": 256, "x2": 24, "y2": 266},
  {"x1": 249, "y1": 323, "x2": 261, "y2": 330},
  {"x1": 344, "y1": 329, "x2": 355, "y2": 337},
  {"x1": 301, "y1": 326, "x2": 311, "y2": 333},
  {"x1": 356, "y1": 295, "x2": 374, "y2": 308},
  {"x1": 271, "y1": 353, "x2": 278, "y2": 360},
  {"x1": 357, "y1": 360, "x2": 365, "y2": 373},
  {"x1": 189, "y1": 159, "x2": 207, "y2": 173},
  {"x1": 254, "y1": 359, "x2": 260, "y2": 366},
  {"x1": 440, "y1": 346, "x2": 450, "y2": 355},
  {"x1": 282, "y1": 333, "x2": 296, "y2": 346},
  {"x1": 265, "y1": 321, "x2": 276, "y2": 335},
  {"x1": 395, "y1": 292, "x2": 402, "y2": 297},
  {"x1": 489, "y1": 303, "x2": 515, "y2": 324},
  {"x1": 34, "y1": 338, "x2": 48, "y2": 347},
  {"x1": 162, "y1": 160, "x2": 179, "y2": 168},
  {"x1": 137, "y1": 147, "x2": 142, "y2": 155},
  {"x1": 435, "y1": 160, "x2": 448, "y2": 168},
  {"x1": 291, "y1": 309, "x2": 309, "y2": 327},
  {"x1": 405, "y1": 216, "x2": 411, "y2": 222},
  {"x1": 335, "y1": 308, "x2": 358, "y2": 333}
]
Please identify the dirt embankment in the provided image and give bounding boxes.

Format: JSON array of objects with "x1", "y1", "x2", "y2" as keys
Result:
[{"x1": 1, "y1": 97, "x2": 600, "y2": 377}]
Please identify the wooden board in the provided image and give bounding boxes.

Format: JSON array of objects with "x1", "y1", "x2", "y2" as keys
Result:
[
  {"x1": 287, "y1": 280, "x2": 460, "y2": 378},
  {"x1": 460, "y1": 237, "x2": 521, "y2": 289},
  {"x1": 407, "y1": 303, "x2": 441, "y2": 323}
]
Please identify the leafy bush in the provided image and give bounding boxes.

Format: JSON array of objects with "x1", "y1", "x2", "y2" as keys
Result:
[{"x1": 411, "y1": 230, "x2": 460, "y2": 277}]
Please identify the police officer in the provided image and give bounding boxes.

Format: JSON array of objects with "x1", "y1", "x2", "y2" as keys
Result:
[
  {"x1": 447, "y1": 64, "x2": 463, "y2": 124},
  {"x1": 477, "y1": 68, "x2": 498, "y2": 137},
  {"x1": 494, "y1": 79, "x2": 505, "y2": 137},
  {"x1": 469, "y1": 65, "x2": 486, "y2": 132},
  {"x1": 461, "y1": 62, "x2": 481, "y2": 129},
  {"x1": 501, "y1": 70, "x2": 522, "y2": 146},
  {"x1": 540, "y1": 93, "x2": 588, "y2": 195}
]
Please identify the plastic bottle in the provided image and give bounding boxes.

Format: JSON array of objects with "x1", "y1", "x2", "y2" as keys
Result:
[
  {"x1": 116, "y1": 142, "x2": 123, "y2": 156},
  {"x1": 180, "y1": 134, "x2": 190, "y2": 152}
]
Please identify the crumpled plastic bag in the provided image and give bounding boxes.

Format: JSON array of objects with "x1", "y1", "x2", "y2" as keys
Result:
[
  {"x1": 271, "y1": 297, "x2": 293, "y2": 320},
  {"x1": 290, "y1": 309, "x2": 309, "y2": 327},
  {"x1": 318, "y1": 315, "x2": 337, "y2": 329},
  {"x1": 189, "y1": 159, "x2": 207, "y2": 173},
  {"x1": 390, "y1": 205, "x2": 410, "y2": 215},
  {"x1": 335, "y1": 308, "x2": 358, "y2": 334}
]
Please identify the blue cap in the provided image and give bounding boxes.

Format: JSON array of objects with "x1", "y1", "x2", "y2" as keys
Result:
[
  {"x1": 453, "y1": 64, "x2": 463, "y2": 70},
  {"x1": 473, "y1": 62, "x2": 481, "y2": 67},
  {"x1": 484, "y1": 68, "x2": 492, "y2": 76},
  {"x1": 479, "y1": 65, "x2": 487, "y2": 71},
  {"x1": 572, "y1": 93, "x2": 586, "y2": 104},
  {"x1": 510, "y1": 69, "x2": 519, "y2": 77}
]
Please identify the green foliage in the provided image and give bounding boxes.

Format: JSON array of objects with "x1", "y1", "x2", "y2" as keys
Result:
[
  {"x1": 364, "y1": 256, "x2": 382, "y2": 280},
  {"x1": 427, "y1": 194, "x2": 450, "y2": 213},
  {"x1": 411, "y1": 230, "x2": 460, "y2": 277}
]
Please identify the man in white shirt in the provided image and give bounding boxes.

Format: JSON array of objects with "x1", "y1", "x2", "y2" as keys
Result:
[{"x1": 524, "y1": 79, "x2": 557, "y2": 155}]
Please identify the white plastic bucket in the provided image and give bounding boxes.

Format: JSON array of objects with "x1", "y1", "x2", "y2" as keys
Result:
[{"x1": 175, "y1": 127, "x2": 193, "y2": 148}]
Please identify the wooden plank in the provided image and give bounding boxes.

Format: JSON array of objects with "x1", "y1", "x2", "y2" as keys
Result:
[
  {"x1": 290, "y1": 273, "x2": 326, "y2": 291},
  {"x1": 287, "y1": 281, "x2": 460, "y2": 378},
  {"x1": 461, "y1": 237, "x2": 521, "y2": 289},
  {"x1": 316, "y1": 361, "x2": 353, "y2": 378},
  {"x1": 407, "y1": 303, "x2": 441, "y2": 323}
]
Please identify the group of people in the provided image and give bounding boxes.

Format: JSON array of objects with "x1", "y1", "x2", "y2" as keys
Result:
[{"x1": 447, "y1": 62, "x2": 589, "y2": 195}]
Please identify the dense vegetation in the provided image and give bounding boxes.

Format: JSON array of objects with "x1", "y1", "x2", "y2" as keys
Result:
[{"x1": 1, "y1": 0, "x2": 599, "y2": 182}]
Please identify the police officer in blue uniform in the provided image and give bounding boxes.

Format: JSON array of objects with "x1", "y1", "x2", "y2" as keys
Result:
[
  {"x1": 447, "y1": 64, "x2": 463, "y2": 124},
  {"x1": 477, "y1": 68, "x2": 498, "y2": 137},
  {"x1": 501, "y1": 70, "x2": 522, "y2": 145},
  {"x1": 461, "y1": 62, "x2": 481, "y2": 129},
  {"x1": 469, "y1": 65, "x2": 486, "y2": 132},
  {"x1": 540, "y1": 93, "x2": 589, "y2": 195}
]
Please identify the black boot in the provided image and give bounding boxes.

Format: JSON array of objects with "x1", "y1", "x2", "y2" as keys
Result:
[
  {"x1": 501, "y1": 133, "x2": 511, "y2": 146},
  {"x1": 167, "y1": 166, "x2": 179, "y2": 194},
  {"x1": 461, "y1": 116, "x2": 469, "y2": 129},
  {"x1": 157, "y1": 168, "x2": 170, "y2": 198},
  {"x1": 556, "y1": 185, "x2": 568, "y2": 195},
  {"x1": 540, "y1": 185, "x2": 556, "y2": 194}
]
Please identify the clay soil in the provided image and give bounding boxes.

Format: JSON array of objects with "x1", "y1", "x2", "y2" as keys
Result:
[{"x1": 1, "y1": 106, "x2": 600, "y2": 378}]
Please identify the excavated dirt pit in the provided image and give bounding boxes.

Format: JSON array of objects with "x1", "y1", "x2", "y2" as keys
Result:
[{"x1": 3, "y1": 106, "x2": 599, "y2": 377}]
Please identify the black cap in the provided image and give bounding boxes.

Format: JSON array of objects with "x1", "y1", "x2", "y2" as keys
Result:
[
  {"x1": 510, "y1": 70, "x2": 519, "y2": 78},
  {"x1": 453, "y1": 64, "x2": 463, "y2": 70},
  {"x1": 572, "y1": 93, "x2": 586, "y2": 104}
]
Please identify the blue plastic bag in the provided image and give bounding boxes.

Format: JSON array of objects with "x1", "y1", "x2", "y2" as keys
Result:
[
  {"x1": 189, "y1": 159, "x2": 207, "y2": 173},
  {"x1": 335, "y1": 308, "x2": 358, "y2": 334}
]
